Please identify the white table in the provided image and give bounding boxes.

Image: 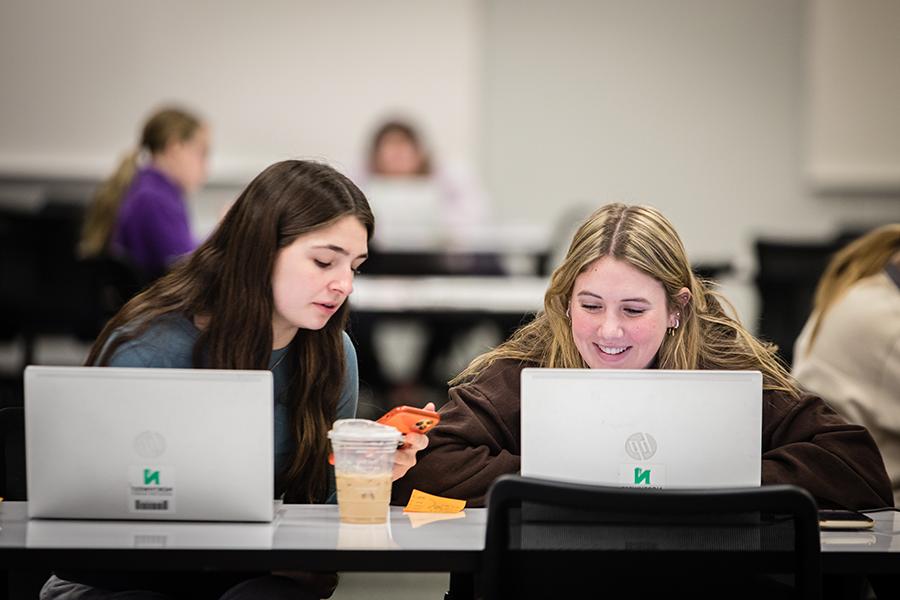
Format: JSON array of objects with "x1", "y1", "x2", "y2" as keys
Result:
[
  {"x1": 350, "y1": 276, "x2": 548, "y2": 314},
  {"x1": 0, "y1": 502, "x2": 485, "y2": 572},
  {"x1": 2, "y1": 502, "x2": 898, "y2": 600}
]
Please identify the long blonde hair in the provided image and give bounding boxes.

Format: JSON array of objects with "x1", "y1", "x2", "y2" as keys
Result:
[
  {"x1": 452, "y1": 203, "x2": 800, "y2": 397},
  {"x1": 804, "y1": 224, "x2": 900, "y2": 353},
  {"x1": 79, "y1": 107, "x2": 203, "y2": 258}
]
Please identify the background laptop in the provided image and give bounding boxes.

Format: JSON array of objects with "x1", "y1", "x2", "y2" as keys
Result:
[
  {"x1": 25, "y1": 366, "x2": 274, "y2": 522},
  {"x1": 365, "y1": 178, "x2": 443, "y2": 250},
  {"x1": 521, "y1": 369, "x2": 762, "y2": 489}
]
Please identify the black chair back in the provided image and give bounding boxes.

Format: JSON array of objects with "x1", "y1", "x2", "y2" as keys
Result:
[
  {"x1": 0, "y1": 406, "x2": 26, "y2": 501},
  {"x1": 754, "y1": 239, "x2": 842, "y2": 366},
  {"x1": 484, "y1": 475, "x2": 821, "y2": 600}
]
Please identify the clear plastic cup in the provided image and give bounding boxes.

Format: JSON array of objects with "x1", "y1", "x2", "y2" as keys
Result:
[{"x1": 328, "y1": 419, "x2": 401, "y2": 524}]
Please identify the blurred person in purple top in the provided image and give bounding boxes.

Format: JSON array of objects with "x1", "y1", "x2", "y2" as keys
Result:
[{"x1": 79, "y1": 106, "x2": 210, "y2": 278}]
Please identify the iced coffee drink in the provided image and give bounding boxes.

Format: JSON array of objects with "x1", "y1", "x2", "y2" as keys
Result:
[
  {"x1": 328, "y1": 419, "x2": 401, "y2": 525},
  {"x1": 334, "y1": 472, "x2": 393, "y2": 523}
]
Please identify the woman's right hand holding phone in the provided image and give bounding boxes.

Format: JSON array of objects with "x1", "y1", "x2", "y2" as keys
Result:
[{"x1": 383, "y1": 403, "x2": 438, "y2": 481}]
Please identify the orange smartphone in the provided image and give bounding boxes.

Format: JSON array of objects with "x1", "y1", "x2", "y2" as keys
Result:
[
  {"x1": 328, "y1": 406, "x2": 440, "y2": 465},
  {"x1": 377, "y1": 405, "x2": 441, "y2": 435}
]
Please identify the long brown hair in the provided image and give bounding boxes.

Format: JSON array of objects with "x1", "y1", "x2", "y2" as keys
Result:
[
  {"x1": 804, "y1": 224, "x2": 900, "y2": 353},
  {"x1": 79, "y1": 107, "x2": 203, "y2": 258},
  {"x1": 87, "y1": 160, "x2": 375, "y2": 502},
  {"x1": 452, "y1": 203, "x2": 800, "y2": 397}
]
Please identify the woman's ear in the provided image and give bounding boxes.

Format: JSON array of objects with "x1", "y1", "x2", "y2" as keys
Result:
[{"x1": 668, "y1": 287, "x2": 692, "y2": 328}]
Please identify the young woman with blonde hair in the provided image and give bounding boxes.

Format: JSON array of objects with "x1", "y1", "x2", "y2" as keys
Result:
[
  {"x1": 393, "y1": 203, "x2": 892, "y2": 511},
  {"x1": 80, "y1": 106, "x2": 209, "y2": 278},
  {"x1": 793, "y1": 224, "x2": 900, "y2": 505}
]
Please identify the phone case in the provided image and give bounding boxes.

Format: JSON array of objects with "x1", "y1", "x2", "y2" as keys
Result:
[
  {"x1": 327, "y1": 406, "x2": 440, "y2": 465},
  {"x1": 377, "y1": 406, "x2": 440, "y2": 434}
]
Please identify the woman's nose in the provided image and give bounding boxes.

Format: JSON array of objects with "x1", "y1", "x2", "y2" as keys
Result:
[
  {"x1": 598, "y1": 313, "x2": 624, "y2": 339},
  {"x1": 331, "y1": 269, "x2": 354, "y2": 296}
]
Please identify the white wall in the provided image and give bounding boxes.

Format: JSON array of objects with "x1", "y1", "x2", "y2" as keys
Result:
[
  {"x1": 2, "y1": 0, "x2": 899, "y2": 266},
  {"x1": 482, "y1": 0, "x2": 900, "y2": 266},
  {"x1": 807, "y1": 0, "x2": 900, "y2": 192},
  {"x1": 0, "y1": 0, "x2": 482, "y2": 182}
]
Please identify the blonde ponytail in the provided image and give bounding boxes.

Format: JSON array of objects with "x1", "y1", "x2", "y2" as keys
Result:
[{"x1": 79, "y1": 149, "x2": 140, "y2": 258}]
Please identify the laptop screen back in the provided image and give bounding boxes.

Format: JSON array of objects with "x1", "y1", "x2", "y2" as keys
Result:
[
  {"x1": 25, "y1": 366, "x2": 274, "y2": 522},
  {"x1": 365, "y1": 178, "x2": 443, "y2": 250},
  {"x1": 520, "y1": 369, "x2": 762, "y2": 489}
]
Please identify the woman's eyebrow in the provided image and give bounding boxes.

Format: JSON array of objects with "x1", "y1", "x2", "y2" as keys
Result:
[
  {"x1": 576, "y1": 291, "x2": 651, "y2": 303},
  {"x1": 312, "y1": 244, "x2": 368, "y2": 259},
  {"x1": 576, "y1": 291, "x2": 603, "y2": 300},
  {"x1": 312, "y1": 244, "x2": 347, "y2": 254}
]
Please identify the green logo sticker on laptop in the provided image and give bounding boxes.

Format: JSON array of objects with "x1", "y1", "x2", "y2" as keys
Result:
[
  {"x1": 633, "y1": 467, "x2": 651, "y2": 485},
  {"x1": 128, "y1": 465, "x2": 176, "y2": 514},
  {"x1": 143, "y1": 469, "x2": 160, "y2": 485}
]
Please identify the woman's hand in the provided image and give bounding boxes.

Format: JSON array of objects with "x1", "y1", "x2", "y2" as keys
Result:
[{"x1": 391, "y1": 402, "x2": 435, "y2": 481}]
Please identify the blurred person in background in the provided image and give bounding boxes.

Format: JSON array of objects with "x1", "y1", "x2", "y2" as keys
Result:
[
  {"x1": 350, "y1": 118, "x2": 498, "y2": 411},
  {"x1": 793, "y1": 224, "x2": 900, "y2": 505},
  {"x1": 79, "y1": 106, "x2": 210, "y2": 279},
  {"x1": 359, "y1": 118, "x2": 488, "y2": 247}
]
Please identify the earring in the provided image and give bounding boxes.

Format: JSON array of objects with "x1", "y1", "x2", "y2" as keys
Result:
[
  {"x1": 667, "y1": 314, "x2": 680, "y2": 336},
  {"x1": 565, "y1": 307, "x2": 571, "y2": 319}
]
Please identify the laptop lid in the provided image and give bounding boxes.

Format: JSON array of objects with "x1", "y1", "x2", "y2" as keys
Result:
[
  {"x1": 365, "y1": 178, "x2": 443, "y2": 250},
  {"x1": 25, "y1": 366, "x2": 274, "y2": 522},
  {"x1": 520, "y1": 369, "x2": 762, "y2": 489}
]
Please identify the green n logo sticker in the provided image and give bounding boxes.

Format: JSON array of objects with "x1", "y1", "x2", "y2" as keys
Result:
[
  {"x1": 633, "y1": 467, "x2": 651, "y2": 485},
  {"x1": 143, "y1": 469, "x2": 160, "y2": 485}
]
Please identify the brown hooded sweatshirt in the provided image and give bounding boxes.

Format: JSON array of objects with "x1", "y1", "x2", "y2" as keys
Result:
[{"x1": 393, "y1": 359, "x2": 893, "y2": 510}]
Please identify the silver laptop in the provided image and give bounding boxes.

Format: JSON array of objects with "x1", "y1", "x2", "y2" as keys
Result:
[
  {"x1": 365, "y1": 178, "x2": 443, "y2": 250},
  {"x1": 25, "y1": 366, "x2": 274, "y2": 522},
  {"x1": 521, "y1": 369, "x2": 762, "y2": 489}
]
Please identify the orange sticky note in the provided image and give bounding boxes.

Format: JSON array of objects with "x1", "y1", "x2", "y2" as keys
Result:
[
  {"x1": 404, "y1": 489, "x2": 466, "y2": 513},
  {"x1": 406, "y1": 511, "x2": 466, "y2": 528}
]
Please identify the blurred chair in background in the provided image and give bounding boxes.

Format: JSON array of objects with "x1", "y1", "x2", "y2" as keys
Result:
[
  {"x1": 0, "y1": 198, "x2": 145, "y2": 405},
  {"x1": 753, "y1": 234, "x2": 861, "y2": 367}
]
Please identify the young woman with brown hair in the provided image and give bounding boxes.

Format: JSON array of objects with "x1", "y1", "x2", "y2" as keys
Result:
[
  {"x1": 45, "y1": 160, "x2": 430, "y2": 600},
  {"x1": 393, "y1": 203, "x2": 892, "y2": 511}
]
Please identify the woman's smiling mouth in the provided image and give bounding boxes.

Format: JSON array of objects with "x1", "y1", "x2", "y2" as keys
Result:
[{"x1": 594, "y1": 343, "x2": 631, "y2": 357}]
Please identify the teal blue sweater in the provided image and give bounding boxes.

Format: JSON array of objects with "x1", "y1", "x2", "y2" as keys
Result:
[{"x1": 101, "y1": 313, "x2": 358, "y2": 502}]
